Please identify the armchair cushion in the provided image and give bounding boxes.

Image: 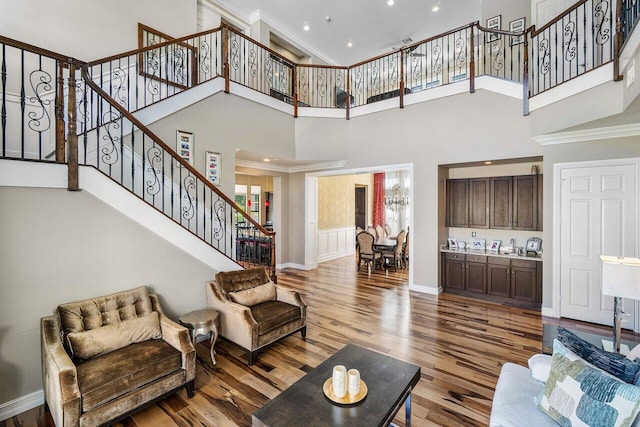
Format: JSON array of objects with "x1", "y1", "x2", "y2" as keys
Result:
[
  {"x1": 252, "y1": 301, "x2": 302, "y2": 335},
  {"x1": 228, "y1": 281, "x2": 276, "y2": 306},
  {"x1": 67, "y1": 311, "x2": 161, "y2": 361},
  {"x1": 77, "y1": 339, "x2": 181, "y2": 412}
]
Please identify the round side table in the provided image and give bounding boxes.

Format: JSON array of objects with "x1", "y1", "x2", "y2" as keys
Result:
[{"x1": 179, "y1": 308, "x2": 220, "y2": 365}]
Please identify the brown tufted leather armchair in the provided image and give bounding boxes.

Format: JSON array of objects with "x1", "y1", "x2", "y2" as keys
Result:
[
  {"x1": 41, "y1": 286, "x2": 195, "y2": 427},
  {"x1": 206, "y1": 268, "x2": 307, "y2": 365}
]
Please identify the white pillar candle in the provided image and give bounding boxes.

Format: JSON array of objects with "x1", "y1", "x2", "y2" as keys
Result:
[
  {"x1": 347, "y1": 369, "x2": 360, "y2": 396},
  {"x1": 332, "y1": 365, "x2": 347, "y2": 398}
]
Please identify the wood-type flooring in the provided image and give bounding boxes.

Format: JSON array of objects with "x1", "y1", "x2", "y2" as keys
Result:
[{"x1": 4, "y1": 256, "x2": 639, "y2": 427}]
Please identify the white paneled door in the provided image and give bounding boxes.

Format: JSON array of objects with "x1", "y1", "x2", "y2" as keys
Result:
[{"x1": 560, "y1": 162, "x2": 637, "y2": 327}]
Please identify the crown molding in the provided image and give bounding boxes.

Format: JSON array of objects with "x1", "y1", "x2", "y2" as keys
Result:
[
  {"x1": 533, "y1": 123, "x2": 640, "y2": 145},
  {"x1": 247, "y1": 9, "x2": 338, "y2": 65},
  {"x1": 235, "y1": 159, "x2": 347, "y2": 173}
]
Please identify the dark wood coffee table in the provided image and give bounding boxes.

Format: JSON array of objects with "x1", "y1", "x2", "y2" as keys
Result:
[{"x1": 252, "y1": 343, "x2": 421, "y2": 427}]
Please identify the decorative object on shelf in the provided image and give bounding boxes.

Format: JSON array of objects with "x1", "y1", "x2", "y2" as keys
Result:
[
  {"x1": 486, "y1": 15, "x2": 502, "y2": 42},
  {"x1": 205, "y1": 151, "x2": 221, "y2": 185},
  {"x1": 509, "y1": 17, "x2": 525, "y2": 46},
  {"x1": 176, "y1": 130, "x2": 194, "y2": 167},
  {"x1": 530, "y1": 164, "x2": 538, "y2": 175},
  {"x1": 384, "y1": 183, "x2": 410, "y2": 211},
  {"x1": 525, "y1": 237, "x2": 542, "y2": 255},
  {"x1": 489, "y1": 240, "x2": 501, "y2": 253},
  {"x1": 447, "y1": 238, "x2": 458, "y2": 249},
  {"x1": 323, "y1": 377, "x2": 368, "y2": 405},
  {"x1": 599, "y1": 256, "x2": 640, "y2": 353},
  {"x1": 458, "y1": 241, "x2": 466, "y2": 249},
  {"x1": 332, "y1": 365, "x2": 347, "y2": 398},
  {"x1": 470, "y1": 238, "x2": 486, "y2": 250}
]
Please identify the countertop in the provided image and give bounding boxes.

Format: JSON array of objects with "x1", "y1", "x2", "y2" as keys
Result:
[{"x1": 440, "y1": 246, "x2": 543, "y2": 262}]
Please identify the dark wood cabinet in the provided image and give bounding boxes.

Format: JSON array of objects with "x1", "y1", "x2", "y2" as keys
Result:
[
  {"x1": 447, "y1": 174, "x2": 542, "y2": 231},
  {"x1": 489, "y1": 177, "x2": 513, "y2": 229},
  {"x1": 466, "y1": 254, "x2": 487, "y2": 294},
  {"x1": 513, "y1": 176, "x2": 537, "y2": 230},
  {"x1": 487, "y1": 257, "x2": 510, "y2": 298},
  {"x1": 447, "y1": 179, "x2": 468, "y2": 228},
  {"x1": 468, "y1": 178, "x2": 490, "y2": 229},
  {"x1": 510, "y1": 259, "x2": 538, "y2": 303},
  {"x1": 444, "y1": 253, "x2": 465, "y2": 291},
  {"x1": 442, "y1": 252, "x2": 541, "y2": 309}
]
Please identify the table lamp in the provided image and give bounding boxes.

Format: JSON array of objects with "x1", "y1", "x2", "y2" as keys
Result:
[{"x1": 600, "y1": 256, "x2": 640, "y2": 353}]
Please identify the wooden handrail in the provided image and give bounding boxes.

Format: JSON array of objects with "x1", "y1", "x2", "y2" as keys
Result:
[
  {"x1": 225, "y1": 25, "x2": 296, "y2": 68},
  {"x1": 0, "y1": 34, "x2": 84, "y2": 64},
  {"x1": 475, "y1": 22, "x2": 526, "y2": 38},
  {"x1": 78, "y1": 64, "x2": 274, "y2": 237}
]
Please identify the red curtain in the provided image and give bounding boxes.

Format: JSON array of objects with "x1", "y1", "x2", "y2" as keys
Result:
[{"x1": 373, "y1": 172, "x2": 386, "y2": 227}]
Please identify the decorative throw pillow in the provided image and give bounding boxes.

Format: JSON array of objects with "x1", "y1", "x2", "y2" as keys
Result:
[
  {"x1": 538, "y1": 339, "x2": 640, "y2": 427},
  {"x1": 66, "y1": 311, "x2": 161, "y2": 361},
  {"x1": 228, "y1": 281, "x2": 276, "y2": 306},
  {"x1": 528, "y1": 354, "x2": 552, "y2": 383},
  {"x1": 557, "y1": 327, "x2": 640, "y2": 384}
]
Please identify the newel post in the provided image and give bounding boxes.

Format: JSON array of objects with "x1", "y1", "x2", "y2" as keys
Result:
[
  {"x1": 223, "y1": 26, "x2": 230, "y2": 93},
  {"x1": 399, "y1": 50, "x2": 405, "y2": 109},
  {"x1": 55, "y1": 61, "x2": 66, "y2": 163},
  {"x1": 614, "y1": 0, "x2": 624, "y2": 81},
  {"x1": 523, "y1": 28, "x2": 531, "y2": 116},
  {"x1": 470, "y1": 24, "x2": 476, "y2": 94},
  {"x1": 67, "y1": 61, "x2": 79, "y2": 191},
  {"x1": 293, "y1": 66, "x2": 298, "y2": 118},
  {"x1": 346, "y1": 68, "x2": 351, "y2": 120}
]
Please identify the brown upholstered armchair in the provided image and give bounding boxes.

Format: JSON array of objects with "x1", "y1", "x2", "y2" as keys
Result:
[
  {"x1": 41, "y1": 286, "x2": 195, "y2": 427},
  {"x1": 206, "y1": 268, "x2": 307, "y2": 365}
]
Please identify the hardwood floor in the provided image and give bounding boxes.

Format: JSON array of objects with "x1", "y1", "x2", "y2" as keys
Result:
[{"x1": 4, "y1": 256, "x2": 637, "y2": 427}]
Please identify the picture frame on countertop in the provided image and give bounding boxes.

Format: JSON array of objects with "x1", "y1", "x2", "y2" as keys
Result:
[
  {"x1": 509, "y1": 17, "x2": 526, "y2": 46},
  {"x1": 205, "y1": 151, "x2": 221, "y2": 185},
  {"x1": 447, "y1": 238, "x2": 458, "y2": 250},
  {"x1": 470, "y1": 238, "x2": 486, "y2": 250},
  {"x1": 490, "y1": 240, "x2": 502, "y2": 253},
  {"x1": 176, "y1": 130, "x2": 194, "y2": 167}
]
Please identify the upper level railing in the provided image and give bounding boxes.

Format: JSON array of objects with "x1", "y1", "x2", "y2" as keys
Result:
[
  {"x1": 528, "y1": 0, "x2": 616, "y2": 97},
  {"x1": 622, "y1": 0, "x2": 640, "y2": 46},
  {"x1": 0, "y1": 34, "x2": 277, "y2": 280}
]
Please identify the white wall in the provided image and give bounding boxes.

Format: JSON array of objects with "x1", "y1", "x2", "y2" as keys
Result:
[{"x1": 0, "y1": 186, "x2": 217, "y2": 405}]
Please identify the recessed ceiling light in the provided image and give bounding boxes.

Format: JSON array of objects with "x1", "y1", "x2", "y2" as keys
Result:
[
  {"x1": 347, "y1": 41, "x2": 353, "y2": 47},
  {"x1": 388, "y1": 0, "x2": 395, "y2": 5},
  {"x1": 263, "y1": 158, "x2": 271, "y2": 162},
  {"x1": 303, "y1": 24, "x2": 310, "y2": 31},
  {"x1": 484, "y1": 161, "x2": 493, "y2": 165},
  {"x1": 432, "y1": 5, "x2": 440, "y2": 12}
]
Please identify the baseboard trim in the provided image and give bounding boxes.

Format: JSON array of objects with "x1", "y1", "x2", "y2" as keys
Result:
[
  {"x1": 318, "y1": 248, "x2": 355, "y2": 263},
  {"x1": 0, "y1": 390, "x2": 44, "y2": 421},
  {"x1": 409, "y1": 283, "x2": 441, "y2": 295},
  {"x1": 541, "y1": 307, "x2": 557, "y2": 318},
  {"x1": 277, "y1": 262, "x2": 314, "y2": 271}
]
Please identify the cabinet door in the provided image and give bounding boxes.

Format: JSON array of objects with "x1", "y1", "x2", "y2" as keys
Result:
[
  {"x1": 490, "y1": 177, "x2": 513, "y2": 229},
  {"x1": 466, "y1": 262, "x2": 487, "y2": 293},
  {"x1": 445, "y1": 258, "x2": 466, "y2": 290},
  {"x1": 537, "y1": 174, "x2": 544, "y2": 231},
  {"x1": 487, "y1": 263, "x2": 510, "y2": 297},
  {"x1": 513, "y1": 175, "x2": 538, "y2": 231},
  {"x1": 511, "y1": 266, "x2": 537, "y2": 303},
  {"x1": 447, "y1": 179, "x2": 469, "y2": 227},
  {"x1": 469, "y1": 178, "x2": 490, "y2": 228}
]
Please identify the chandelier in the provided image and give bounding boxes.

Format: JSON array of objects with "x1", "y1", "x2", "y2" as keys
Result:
[{"x1": 384, "y1": 183, "x2": 409, "y2": 211}]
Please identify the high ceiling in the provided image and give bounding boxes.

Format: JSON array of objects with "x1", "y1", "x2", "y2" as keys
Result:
[{"x1": 217, "y1": 0, "x2": 482, "y2": 65}]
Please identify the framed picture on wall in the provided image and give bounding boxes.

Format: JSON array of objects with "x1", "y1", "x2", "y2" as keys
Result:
[
  {"x1": 509, "y1": 17, "x2": 526, "y2": 46},
  {"x1": 205, "y1": 151, "x2": 221, "y2": 185},
  {"x1": 176, "y1": 130, "x2": 194, "y2": 167},
  {"x1": 486, "y1": 15, "x2": 502, "y2": 43}
]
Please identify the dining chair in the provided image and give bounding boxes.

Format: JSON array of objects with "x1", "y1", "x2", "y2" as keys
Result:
[
  {"x1": 384, "y1": 224, "x2": 392, "y2": 237},
  {"x1": 402, "y1": 231, "x2": 409, "y2": 269},
  {"x1": 375, "y1": 224, "x2": 384, "y2": 240},
  {"x1": 366, "y1": 225, "x2": 376, "y2": 237},
  {"x1": 356, "y1": 231, "x2": 382, "y2": 272},
  {"x1": 381, "y1": 229, "x2": 405, "y2": 271}
]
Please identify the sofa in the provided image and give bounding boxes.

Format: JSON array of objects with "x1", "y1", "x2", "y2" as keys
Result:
[
  {"x1": 206, "y1": 268, "x2": 307, "y2": 365},
  {"x1": 490, "y1": 327, "x2": 640, "y2": 427},
  {"x1": 41, "y1": 286, "x2": 196, "y2": 427}
]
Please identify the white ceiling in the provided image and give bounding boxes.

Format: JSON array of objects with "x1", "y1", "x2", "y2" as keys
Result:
[{"x1": 217, "y1": 0, "x2": 482, "y2": 65}]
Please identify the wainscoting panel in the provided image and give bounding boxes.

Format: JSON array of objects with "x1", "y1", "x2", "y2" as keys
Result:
[{"x1": 317, "y1": 226, "x2": 355, "y2": 263}]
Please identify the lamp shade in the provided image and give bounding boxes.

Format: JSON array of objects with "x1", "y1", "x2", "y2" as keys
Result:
[{"x1": 600, "y1": 256, "x2": 640, "y2": 300}]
